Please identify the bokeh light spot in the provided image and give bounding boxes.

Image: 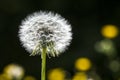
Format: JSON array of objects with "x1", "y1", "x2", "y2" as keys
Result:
[
  {"x1": 3, "y1": 64, "x2": 24, "y2": 80},
  {"x1": 101, "y1": 24, "x2": 119, "y2": 39},
  {"x1": 72, "y1": 72, "x2": 87, "y2": 80},
  {"x1": 47, "y1": 68, "x2": 66, "y2": 80},
  {"x1": 109, "y1": 60, "x2": 120, "y2": 72},
  {"x1": 94, "y1": 39, "x2": 117, "y2": 59},
  {"x1": 75, "y1": 58, "x2": 91, "y2": 71}
]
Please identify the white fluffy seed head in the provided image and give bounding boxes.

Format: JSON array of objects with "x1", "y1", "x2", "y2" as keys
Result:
[{"x1": 19, "y1": 11, "x2": 72, "y2": 56}]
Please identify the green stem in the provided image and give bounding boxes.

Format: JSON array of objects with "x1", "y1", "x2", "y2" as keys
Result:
[{"x1": 41, "y1": 47, "x2": 47, "y2": 80}]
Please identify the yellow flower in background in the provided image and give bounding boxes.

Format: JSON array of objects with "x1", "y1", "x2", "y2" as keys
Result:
[
  {"x1": 3, "y1": 64, "x2": 24, "y2": 80},
  {"x1": 101, "y1": 25, "x2": 119, "y2": 39},
  {"x1": 24, "y1": 76, "x2": 36, "y2": 80},
  {"x1": 47, "y1": 68, "x2": 66, "y2": 80},
  {"x1": 72, "y1": 72, "x2": 87, "y2": 80},
  {"x1": 75, "y1": 58, "x2": 91, "y2": 71}
]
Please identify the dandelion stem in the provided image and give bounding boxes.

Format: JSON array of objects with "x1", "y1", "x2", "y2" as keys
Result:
[{"x1": 41, "y1": 47, "x2": 47, "y2": 80}]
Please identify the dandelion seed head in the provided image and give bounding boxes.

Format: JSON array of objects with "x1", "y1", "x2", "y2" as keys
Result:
[{"x1": 19, "y1": 11, "x2": 72, "y2": 56}]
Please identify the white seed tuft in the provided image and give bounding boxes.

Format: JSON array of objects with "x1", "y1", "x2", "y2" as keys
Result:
[{"x1": 19, "y1": 11, "x2": 72, "y2": 56}]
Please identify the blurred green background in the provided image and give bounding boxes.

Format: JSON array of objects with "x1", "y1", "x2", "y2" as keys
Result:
[{"x1": 0, "y1": 0, "x2": 120, "y2": 80}]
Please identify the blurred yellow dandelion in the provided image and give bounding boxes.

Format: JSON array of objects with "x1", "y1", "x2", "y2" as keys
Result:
[
  {"x1": 3, "y1": 64, "x2": 24, "y2": 80},
  {"x1": 72, "y1": 72, "x2": 87, "y2": 80},
  {"x1": 75, "y1": 58, "x2": 91, "y2": 71},
  {"x1": 101, "y1": 25, "x2": 119, "y2": 39},
  {"x1": 48, "y1": 68, "x2": 66, "y2": 80}
]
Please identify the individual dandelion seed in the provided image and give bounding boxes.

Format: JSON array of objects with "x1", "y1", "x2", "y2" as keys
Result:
[
  {"x1": 18, "y1": 11, "x2": 72, "y2": 80},
  {"x1": 19, "y1": 11, "x2": 72, "y2": 57}
]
